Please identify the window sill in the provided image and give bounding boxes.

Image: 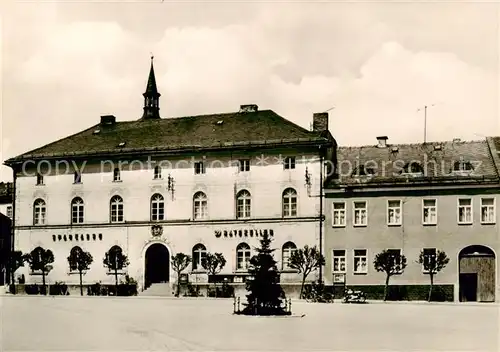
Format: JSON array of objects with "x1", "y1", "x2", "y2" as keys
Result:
[
  {"x1": 458, "y1": 222, "x2": 473, "y2": 226},
  {"x1": 353, "y1": 271, "x2": 367, "y2": 275},
  {"x1": 353, "y1": 224, "x2": 367, "y2": 227},
  {"x1": 152, "y1": 178, "x2": 163, "y2": 181},
  {"x1": 35, "y1": 184, "x2": 45, "y2": 186},
  {"x1": 333, "y1": 272, "x2": 347, "y2": 275},
  {"x1": 422, "y1": 222, "x2": 437, "y2": 226},
  {"x1": 480, "y1": 221, "x2": 496, "y2": 225},
  {"x1": 387, "y1": 223, "x2": 402, "y2": 227},
  {"x1": 332, "y1": 224, "x2": 346, "y2": 228},
  {"x1": 112, "y1": 180, "x2": 122, "y2": 183},
  {"x1": 110, "y1": 220, "x2": 125, "y2": 224},
  {"x1": 235, "y1": 270, "x2": 249, "y2": 273},
  {"x1": 72, "y1": 182, "x2": 83, "y2": 185}
]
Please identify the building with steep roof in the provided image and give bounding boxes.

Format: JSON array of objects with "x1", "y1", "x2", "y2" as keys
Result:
[
  {"x1": 324, "y1": 136, "x2": 500, "y2": 302},
  {"x1": 4, "y1": 58, "x2": 336, "y2": 295}
]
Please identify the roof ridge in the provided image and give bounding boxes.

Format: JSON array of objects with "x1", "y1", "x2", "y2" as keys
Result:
[{"x1": 338, "y1": 139, "x2": 487, "y2": 149}]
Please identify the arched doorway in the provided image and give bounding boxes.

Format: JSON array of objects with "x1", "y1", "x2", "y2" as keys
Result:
[
  {"x1": 458, "y1": 245, "x2": 496, "y2": 302},
  {"x1": 144, "y1": 243, "x2": 170, "y2": 289}
]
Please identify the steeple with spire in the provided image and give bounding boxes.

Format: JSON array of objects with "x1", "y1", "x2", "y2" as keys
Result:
[{"x1": 141, "y1": 55, "x2": 161, "y2": 119}]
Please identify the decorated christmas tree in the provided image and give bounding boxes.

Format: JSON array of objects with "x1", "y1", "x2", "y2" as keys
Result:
[{"x1": 241, "y1": 233, "x2": 289, "y2": 315}]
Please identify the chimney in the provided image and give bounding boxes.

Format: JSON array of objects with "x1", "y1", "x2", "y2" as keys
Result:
[
  {"x1": 100, "y1": 115, "x2": 116, "y2": 125},
  {"x1": 312, "y1": 112, "x2": 329, "y2": 132},
  {"x1": 239, "y1": 104, "x2": 258, "y2": 113},
  {"x1": 376, "y1": 136, "x2": 388, "y2": 148}
]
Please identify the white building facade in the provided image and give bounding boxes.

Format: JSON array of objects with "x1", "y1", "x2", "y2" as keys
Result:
[{"x1": 5, "y1": 61, "x2": 336, "y2": 294}]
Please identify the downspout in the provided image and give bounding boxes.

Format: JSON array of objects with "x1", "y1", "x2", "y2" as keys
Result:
[
  {"x1": 319, "y1": 149, "x2": 324, "y2": 283},
  {"x1": 10, "y1": 166, "x2": 17, "y2": 288}
]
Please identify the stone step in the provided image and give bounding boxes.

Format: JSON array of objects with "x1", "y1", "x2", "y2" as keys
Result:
[{"x1": 139, "y1": 283, "x2": 174, "y2": 297}]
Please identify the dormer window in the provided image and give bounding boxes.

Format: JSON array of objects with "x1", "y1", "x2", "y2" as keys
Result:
[
  {"x1": 401, "y1": 162, "x2": 424, "y2": 175},
  {"x1": 284, "y1": 157, "x2": 296, "y2": 170},
  {"x1": 194, "y1": 162, "x2": 205, "y2": 175},
  {"x1": 154, "y1": 166, "x2": 162, "y2": 180},
  {"x1": 453, "y1": 160, "x2": 474, "y2": 173},
  {"x1": 113, "y1": 168, "x2": 121, "y2": 182},
  {"x1": 453, "y1": 160, "x2": 474, "y2": 171},
  {"x1": 36, "y1": 173, "x2": 44, "y2": 185},
  {"x1": 352, "y1": 165, "x2": 375, "y2": 177},
  {"x1": 74, "y1": 171, "x2": 82, "y2": 184}
]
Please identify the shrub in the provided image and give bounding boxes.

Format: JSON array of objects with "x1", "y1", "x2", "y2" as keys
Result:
[
  {"x1": 49, "y1": 281, "x2": 68, "y2": 295},
  {"x1": 24, "y1": 284, "x2": 40, "y2": 295},
  {"x1": 184, "y1": 283, "x2": 203, "y2": 297}
]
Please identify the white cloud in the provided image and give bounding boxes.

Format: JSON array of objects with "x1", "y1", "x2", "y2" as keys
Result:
[{"x1": 1, "y1": 2, "x2": 498, "y2": 182}]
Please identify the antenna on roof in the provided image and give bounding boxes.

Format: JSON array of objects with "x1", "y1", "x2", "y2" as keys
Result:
[
  {"x1": 323, "y1": 106, "x2": 335, "y2": 113},
  {"x1": 417, "y1": 104, "x2": 435, "y2": 144}
]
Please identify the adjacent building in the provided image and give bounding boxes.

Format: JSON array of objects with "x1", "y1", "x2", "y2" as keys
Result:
[
  {"x1": 324, "y1": 136, "x2": 500, "y2": 302},
  {"x1": 0, "y1": 182, "x2": 13, "y2": 285},
  {"x1": 4, "y1": 60, "x2": 336, "y2": 295}
]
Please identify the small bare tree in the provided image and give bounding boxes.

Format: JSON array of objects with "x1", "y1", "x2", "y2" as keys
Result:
[
  {"x1": 67, "y1": 247, "x2": 93, "y2": 296},
  {"x1": 418, "y1": 249, "x2": 449, "y2": 301},
  {"x1": 103, "y1": 246, "x2": 129, "y2": 295},
  {"x1": 8, "y1": 250, "x2": 25, "y2": 294},
  {"x1": 288, "y1": 245, "x2": 325, "y2": 299},
  {"x1": 201, "y1": 252, "x2": 226, "y2": 297},
  {"x1": 171, "y1": 253, "x2": 191, "y2": 297},
  {"x1": 24, "y1": 247, "x2": 54, "y2": 295},
  {"x1": 373, "y1": 250, "x2": 407, "y2": 301}
]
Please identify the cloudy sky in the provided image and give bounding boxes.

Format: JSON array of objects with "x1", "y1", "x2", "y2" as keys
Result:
[{"x1": 1, "y1": 1, "x2": 499, "y2": 180}]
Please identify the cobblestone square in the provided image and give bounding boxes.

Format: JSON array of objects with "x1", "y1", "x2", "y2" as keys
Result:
[{"x1": 1, "y1": 296, "x2": 498, "y2": 351}]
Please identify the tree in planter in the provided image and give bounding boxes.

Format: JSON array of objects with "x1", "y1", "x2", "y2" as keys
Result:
[
  {"x1": 373, "y1": 250, "x2": 407, "y2": 301},
  {"x1": 103, "y1": 246, "x2": 129, "y2": 295},
  {"x1": 418, "y1": 249, "x2": 449, "y2": 302},
  {"x1": 201, "y1": 252, "x2": 226, "y2": 297},
  {"x1": 67, "y1": 246, "x2": 93, "y2": 296},
  {"x1": 288, "y1": 245, "x2": 326, "y2": 299},
  {"x1": 171, "y1": 253, "x2": 191, "y2": 297},
  {"x1": 241, "y1": 233, "x2": 288, "y2": 315},
  {"x1": 8, "y1": 250, "x2": 25, "y2": 294},
  {"x1": 23, "y1": 247, "x2": 54, "y2": 295}
]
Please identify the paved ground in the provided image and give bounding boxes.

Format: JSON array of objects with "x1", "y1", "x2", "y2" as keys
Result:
[{"x1": 1, "y1": 296, "x2": 498, "y2": 351}]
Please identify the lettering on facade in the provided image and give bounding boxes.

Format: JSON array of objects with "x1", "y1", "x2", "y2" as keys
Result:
[
  {"x1": 151, "y1": 225, "x2": 163, "y2": 237},
  {"x1": 214, "y1": 228, "x2": 274, "y2": 238},
  {"x1": 52, "y1": 233, "x2": 103, "y2": 242}
]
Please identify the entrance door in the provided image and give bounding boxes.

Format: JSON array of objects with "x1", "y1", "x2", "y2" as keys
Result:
[
  {"x1": 459, "y1": 273, "x2": 477, "y2": 302},
  {"x1": 458, "y1": 245, "x2": 496, "y2": 303},
  {"x1": 145, "y1": 244, "x2": 170, "y2": 289}
]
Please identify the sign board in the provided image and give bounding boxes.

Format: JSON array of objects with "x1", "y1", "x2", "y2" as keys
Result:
[{"x1": 333, "y1": 273, "x2": 346, "y2": 284}]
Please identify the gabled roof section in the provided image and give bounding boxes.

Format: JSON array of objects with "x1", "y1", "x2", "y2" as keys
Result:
[
  {"x1": 5, "y1": 109, "x2": 329, "y2": 163},
  {"x1": 328, "y1": 139, "x2": 500, "y2": 188},
  {"x1": 487, "y1": 136, "x2": 500, "y2": 177}
]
